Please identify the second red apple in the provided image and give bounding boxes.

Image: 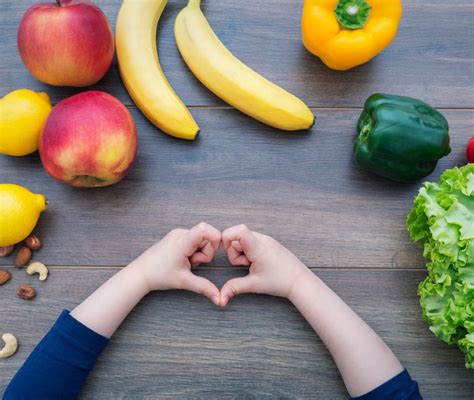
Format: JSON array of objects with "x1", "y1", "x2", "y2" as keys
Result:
[{"x1": 39, "y1": 91, "x2": 137, "y2": 188}]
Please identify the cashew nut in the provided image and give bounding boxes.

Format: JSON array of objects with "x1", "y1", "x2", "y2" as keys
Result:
[
  {"x1": 26, "y1": 262, "x2": 48, "y2": 281},
  {"x1": 0, "y1": 333, "x2": 18, "y2": 359}
]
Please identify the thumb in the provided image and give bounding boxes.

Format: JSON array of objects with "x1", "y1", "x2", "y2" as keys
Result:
[
  {"x1": 220, "y1": 275, "x2": 259, "y2": 307},
  {"x1": 180, "y1": 272, "x2": 221, "y2": 306}
]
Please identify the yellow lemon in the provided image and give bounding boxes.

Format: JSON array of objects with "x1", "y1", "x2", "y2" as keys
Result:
[
  {"x1": 0, "y1": 89, "x2": 52, "y2": 156},
  {"x1": 0, "y1": 184, "x2": 47, "y2": 246}
]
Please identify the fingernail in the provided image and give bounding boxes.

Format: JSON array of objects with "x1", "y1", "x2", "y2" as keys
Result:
[{"x1": 211, "y1": 296, "x2": 220, "y2": 306}]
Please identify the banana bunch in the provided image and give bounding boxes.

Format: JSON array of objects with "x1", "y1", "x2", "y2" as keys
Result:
[{"x1": 116, "y1": 0, "x2": 314, "y2": 139}]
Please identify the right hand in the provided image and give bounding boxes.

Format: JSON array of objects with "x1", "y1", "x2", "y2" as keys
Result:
[{"x1": 220, "y1": 225, "x2": 311, "y2": 306}]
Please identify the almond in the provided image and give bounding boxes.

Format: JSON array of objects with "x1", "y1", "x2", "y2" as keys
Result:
[
  {"x1": 25, "y1": 235, "x2": 42, "y2": 251},
  {"x1": 0, "y1": 269, "x2": 11, "y2": 285},
  {"x1": 0, "y1": 246, "x2": 14, "y2": 257},
  {"x1": 15, "y1": 247, "x2": 32, "y2": 268}
]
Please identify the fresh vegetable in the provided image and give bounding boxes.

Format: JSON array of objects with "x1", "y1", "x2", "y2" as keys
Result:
[
  {"x1": 0, "y1": 89, "x2": 52, "y2": 156},
  {"x1": 407, "y1": 164, "x2": 474, "y2": 369},
  {"x1": 0, "y1": 184, "x2": 47, "y2": 247},
  {"x1": 354, "y1": 93, "x2": 451, "y2": 182},
  {"x1": 116, "y1": 0, "x2": 199, "y2": 140},
  {"x1": 301, "y1": 0, "x2": 402, "y2": 70},
  {"x1": 175, "y1": 0, "x2": 315, "y2": 131},
  {"x1": 467, "y1": 137, "x2": 474, "y2": 163}
]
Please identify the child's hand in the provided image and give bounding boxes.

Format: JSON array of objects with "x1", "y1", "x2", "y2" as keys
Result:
[
  {"x1": 132, "y1": 223, "x2": 221, "y2": 306},
  {"x1": 220, "y1": 225, "x2": 311, "y2": 306}
]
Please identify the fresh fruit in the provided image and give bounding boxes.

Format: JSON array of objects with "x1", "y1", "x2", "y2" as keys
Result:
[
  {"x1": 0, "y1": 184, "x2": 47, "y2": 247},
  {"x1": 116, "y1": 0, "x2": 199, "y2": 140},
  {"x1": 175, "y1": 0, "x2": 315, "y2": 131},
  {"x1": 18, "y1": 0, "x2": 114, "y2": 87},
  {"x1": 467, "y1": 137, "x2": 474, "y2": 163},
  {"x1": 302, "y1": 0, "x2": 402, "y2": 70},
  {"x1": 39, "y1": 91, "x2": 137, "y2": 188},
  {"x1": 0, "y1": 89, "x2": 52, "y2": 156}
]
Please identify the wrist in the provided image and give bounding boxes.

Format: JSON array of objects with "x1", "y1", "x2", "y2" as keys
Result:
[
  {"x1": 288, "y1": 268, "x2": 319, "y2": 305},
  {"x1": 124, "y1": 261, "x2": 152, "y2": 296}
]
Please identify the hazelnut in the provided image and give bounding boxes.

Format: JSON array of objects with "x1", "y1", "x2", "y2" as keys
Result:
[
  {"x1": 0, "y1": 269, "x2": 11, "y2": 285},
  {"x1": 15, "y1": 247, "x2": 32, "y2": 268},
  {"x1": 17, "y1": 284, "x2": 36, "y2": 300},
  {"x1": 25, "y1": 235, "x2": 42, "y2": 251},
  {"x1": 0, "y1": 246, "x2": 14, "y2": 257}
]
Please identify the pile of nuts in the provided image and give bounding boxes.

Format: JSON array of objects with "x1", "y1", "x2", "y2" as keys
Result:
[{"x1": 0, "y1": 234, "x2": 49, "y2": 359}]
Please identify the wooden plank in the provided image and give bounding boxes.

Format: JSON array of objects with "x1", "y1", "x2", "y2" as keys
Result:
[
  {"x1": 1, "y1": 0, "x2": 473, "y2": 108},
  {"x1": 0, "y1": 267, "x2": 472, "y2": 399},
  {"x1": 0, "y1": 109, "x2": 471, "y2": 268}
]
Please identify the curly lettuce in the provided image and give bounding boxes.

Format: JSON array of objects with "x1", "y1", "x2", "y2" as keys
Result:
[{"x1": 407, "y1": 164, "x2": 474, "y2": 369}]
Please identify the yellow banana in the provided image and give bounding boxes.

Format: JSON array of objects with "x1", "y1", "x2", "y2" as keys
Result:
[
  {"x1": 175, "y1": 0, "x2": 315, "y2": 131},
  {"x1": 116, "y1": 0, "x2": 199, "y2": 140}
]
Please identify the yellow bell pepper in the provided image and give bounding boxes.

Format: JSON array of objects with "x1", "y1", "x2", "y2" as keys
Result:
[{"x1": 302, "y1": 0, "x2": 402, "y2": 71}]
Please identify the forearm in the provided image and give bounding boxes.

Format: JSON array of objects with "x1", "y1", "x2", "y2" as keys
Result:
[
  {"x1": 71, "y1": 261, "x2": 150, "y2": 338},
  {"x1": 4, "y1": 311, "x2": 108, "y2": 400},
  {"x1": 289, "y1": 270, "x2": 403, "y2": 397}
]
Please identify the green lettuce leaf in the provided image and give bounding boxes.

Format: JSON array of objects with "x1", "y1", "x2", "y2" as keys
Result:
[{"x1": 407, "y1": 164, "x2": 474, "y2": 369}]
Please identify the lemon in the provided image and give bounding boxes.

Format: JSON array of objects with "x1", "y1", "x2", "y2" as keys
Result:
[
  {"x1": 0, "y1": 89, "x2": 52, "y2": 156},
  {"x1": 0, "y1": 184, "x2": 47, "y2": 246}
]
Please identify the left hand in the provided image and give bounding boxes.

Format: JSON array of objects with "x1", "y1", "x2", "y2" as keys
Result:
[{"x1": 131, "y1": 223, "x2": 222, "y2": 306}]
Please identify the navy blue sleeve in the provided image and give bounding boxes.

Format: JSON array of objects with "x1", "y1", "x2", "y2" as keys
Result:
[
  {"x1": 3, "y1": 310, "x2": 108, "y2": 400},
  {"x1": 351, "y1": 369, "x2": 422, "y2": 400}
]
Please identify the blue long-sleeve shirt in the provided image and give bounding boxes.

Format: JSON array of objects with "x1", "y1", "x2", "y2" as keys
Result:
[{"x1": 3, "y1": 311, "x2": 422, "y2": 399}]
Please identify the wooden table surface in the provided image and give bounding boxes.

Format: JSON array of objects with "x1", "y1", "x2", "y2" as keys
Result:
[{"x1": 1, "y1": 0, "x2": 473, "y2": 398}]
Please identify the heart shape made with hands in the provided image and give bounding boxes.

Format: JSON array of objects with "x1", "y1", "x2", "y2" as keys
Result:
[{"x1": 171, "y1": 222, "x2": 307, "y2": 308}]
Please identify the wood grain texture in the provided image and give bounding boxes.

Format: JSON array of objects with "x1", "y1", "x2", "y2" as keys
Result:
[
  {"x1": 0, "y1": 108, "x2": 471, "y2": 268},
  {"x1": 1, "y1": 0, "x2": 473, "y2": 397},
  {"x1": 0, "y1": 267, "x2": 472, "y2": 399},
  {"x1": 1, "y1": 0, "x2": 473, "y2": 108}
]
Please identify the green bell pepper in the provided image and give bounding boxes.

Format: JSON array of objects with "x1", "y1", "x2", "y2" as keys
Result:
[{"x1": 354, "y1": 93, "x2": 451, "y2": 182}]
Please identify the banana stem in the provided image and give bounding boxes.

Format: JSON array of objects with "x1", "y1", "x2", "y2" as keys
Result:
[{"x1": 188, "y1": 0, "x2": 201, "y2": 7}]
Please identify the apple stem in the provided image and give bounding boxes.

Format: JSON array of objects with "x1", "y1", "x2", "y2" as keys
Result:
[{"x1": 56, "y1": 0, "x2": 61, "y2": 6}]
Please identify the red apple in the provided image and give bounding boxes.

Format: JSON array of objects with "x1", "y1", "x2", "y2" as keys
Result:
[
  {"x1": 18, "y1": 0, "x2": 114, "y2": 87},
  {"x1": 39, "y1": 91, "x2": 137, "y2": 188}
]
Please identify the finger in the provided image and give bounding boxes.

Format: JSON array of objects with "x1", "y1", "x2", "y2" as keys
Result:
[
  {"x1": 232, "y1": 240, "x2": 243, "y2": 253},
  {"x1": 220, "y1": 275, "x2": 259, "y2": 307},
  {"x1": 227, "y1": 244, "x2": 250, "y2": 266},
  {"x1": 222, "y1": 225, "x2": 261, "y2": 261},
  {"x1": 230, "y1": 241, "x2": 249, "y2": 264},
  {"x1": 190, "y1": 242, "x2": 215, "y2": 265},
  {"x1": 182, "y1": 223, "x2": 221, "y2": 257},
  {"x1": 180, "y1": 272, "x2": 221, "y2": 306}
]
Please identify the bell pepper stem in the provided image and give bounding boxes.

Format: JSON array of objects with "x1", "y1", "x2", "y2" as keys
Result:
[
  {"x1": 335, "y1": 0, "x2": 371, "y2": 30},
  {"x1": 358, "y1": 112, "x2": 373, "y2": 140}
]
